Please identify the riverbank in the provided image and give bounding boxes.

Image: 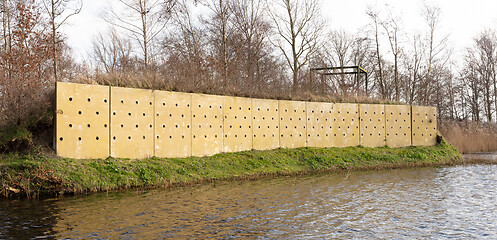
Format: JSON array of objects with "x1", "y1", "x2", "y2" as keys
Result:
[{"x1": 1, "y1": 140, "x2": 462, "y2": 198}]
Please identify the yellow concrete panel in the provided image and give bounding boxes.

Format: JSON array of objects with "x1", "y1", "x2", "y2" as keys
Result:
[
  {"x1": 332, "y1": 103, "x2": 360, "y2": 147},
  {"x1": 412, "y1": 106, "x2": 437, "y2": 146},
  {"x1": 252, "y1": 99, "x2": 280, "y2": 150},
  {"x1": 56, "y1": 82, "x2": 110, "y2": 159},
  {"x1": 191, "y1": 94, "x2": 224, "y2": 156},
  {"x1": 155, "y1": 91, "x2": 192, "y2": 158},
  {"x1": 223, "y1": 96, "x2": 252, "y2": 152},
  {"x1": 110, "y1": 87, "x2": 154, "y2": 159},
  {"x1": 279, "y1": 100, "x2": 306, "y2": 148},
  {"x1": 360, "y1": 104, "x2": 386, "y2": 148},
  {"x1": 306, "y1": 102, "x2": 333, "y2": 148},
  {"x1": 385, "y1": 105, "x2": 411, "y2": 148}
]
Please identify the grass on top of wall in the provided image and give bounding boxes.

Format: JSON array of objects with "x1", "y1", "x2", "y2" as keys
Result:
[{"x1": 0, "y1": 140, "x2": 461, "y2": 198}]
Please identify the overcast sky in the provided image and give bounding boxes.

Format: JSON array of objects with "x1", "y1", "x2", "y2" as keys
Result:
[{"x1": 63, "y1": 0, "x2": 497, "y2": 62}]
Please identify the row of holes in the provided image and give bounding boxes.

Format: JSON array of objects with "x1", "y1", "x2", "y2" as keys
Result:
[
  {"x1": 386, "y1": 133, "x2": 409, "y2": 136},
  {"x1": 363, "y1": 111, "x2": 384, "y2": 115},
  {"x1": 112, "y1": 136, "x2": 147, "y2": 140},
  {"x1": 364, "y1": 126, "x2": 385, "y2": 129},
  {"x1": 119, "y1": 100, "x2": 153, "y2": 105},
  {"x1": 119, "y1": 124, "x2": 153, "y2": 128},
  {"x1": 417, "y1": 127, "x2": 437, "y2": 130},
  {"x1": 67, "y1": 97, "x2": 421, "y2": 118},
  {"x1": 59, "y1": 136, "x2": 101, "y2": 141},
  {"x1": 361, "y1": 133, "x2": 384, "y2": 136},
  {"x1": 65, "y1": 123, "x2": 413, "y2": 131},
  {"x1": 413, "y1": 133, "x2": 434, "y2": 136},
  {"x1": 60, "y1": 132, "x2": 419, "y2": 141},
  {"x1": 68, "y1": 97, "x2": 107, "y2": 103},
  {"x1": 76, "y1": 111, "x2": 101, "y2": 115},
  {"x1": 413, "y1": 120, "x2": 434, "y2": 123},
  {"x1": 415, "y1": 113, "x2": 436, "y2": 117},
  {"x1": 112, "y1": 112, "x2": 148, "y2": 117},
  {"x1": 68, "y1": 124, "x2": 107, "y2": 128},
  {"x1": 161, "y1": 102, "x2": 190, "y2": 107}
]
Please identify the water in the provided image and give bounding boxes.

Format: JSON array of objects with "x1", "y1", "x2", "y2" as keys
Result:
[{"x1": 2, "y1": 164, "x2": 497, "y2": 239}]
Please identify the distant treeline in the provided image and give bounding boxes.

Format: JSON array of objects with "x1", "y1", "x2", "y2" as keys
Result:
[{"x1": 1, "y1": 0, "x2": 496, "y2": 130}]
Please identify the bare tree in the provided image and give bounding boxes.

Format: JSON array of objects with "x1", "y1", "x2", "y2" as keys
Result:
[
  {"x1": 91, "y1": 28, "x2": 133, "y2": 76},
  {"x1": 41, "y1": 0, "x2": 82, "y2": 81},
  {"x1": 267, "y1": 0, "x2": 325, "y2": 93},
  {"x1": 105, "y1": 0, "x2": 176, "y2": 70},
  {"x1": 229, "y1": 0, "x2": 271, "y2": 93},
  {"x1": 1, "y1": 0, "x2": 13, "y2": 54},
  {"x1": 163, "y1": 0, "x2": 210, "y2": 91},
  {"x1": 402, "y1": 34, "x2": 424, "y2": 105},
  {"x1": 202, "y1": 0, "x2": 232, "y2": 86},
  {"x1": 420, "y1": 3, "x2": 450, "y2": 105},
  {"x1": 381, "y1": 11, "x2": 403, "y2": 101},
  {"x1": 366, "y1": 7, "x2": 386, "y2": 99}
]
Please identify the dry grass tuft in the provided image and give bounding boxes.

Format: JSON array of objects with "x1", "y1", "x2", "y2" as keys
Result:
[{"x1": 439, "y1": 120, "x2": 497, "y2": 153}]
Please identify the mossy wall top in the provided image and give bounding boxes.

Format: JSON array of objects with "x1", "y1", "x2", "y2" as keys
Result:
[{"x1": 55, "y1": 82, "x2": 437, "y2": 159}]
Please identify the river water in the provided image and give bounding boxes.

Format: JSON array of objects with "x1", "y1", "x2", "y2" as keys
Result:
[{"x1": 2, "y1": 163, "x2": 497, "y2": 239}]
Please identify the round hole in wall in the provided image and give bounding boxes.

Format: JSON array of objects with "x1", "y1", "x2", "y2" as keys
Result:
[
  {"x1": 78, "y1": 111, "x2": 82, "y2": 115},
  {"x1": 69, "y1": 97, "x2": 73, "y2": 101},
  {"x1": 143, "y1": 136, "x2": 146, "y2": 139},
  {"x1": 87, "y1": 98, "x2": 91, "y2": 102},
  {"x1": 59, "y1": 137, "x2": 63, "y2": 141},
  {"x1": 128, "y1": 112, "x2": 131, "y2": 116},
  {"x1": 69, "y1": 124, "x2": 72, "y2": 128},
  {"x1": 128, "y1": 136, "x2": 131, "y2": 140},
  {"x1": 78, "y1": 137, "x2": 82, "y2": 141},
  {"x1": 96, "y1": 136, "x2": 99, "y2": 140},
  {"x1": 135, "y1": 124, "x2": 139, "y2": 128},
  {"x1": 135, "y1": 101, "x2": 139, "y2": 104},
  {"x1": 121, "y1": 100, "x2": 124, "y2": 104},
  {"x1": 121, "y1": 124, "x2": 124, "y2": 128},
  {"x1": 113, "y1": 136, "x2": 116, "y2": 140},
  {"x1": 87, "y1": 124, "x2": 91, "y2": 128},
  {"x1": 104, "y1": 124, "x2": 107, "y2": 128}
]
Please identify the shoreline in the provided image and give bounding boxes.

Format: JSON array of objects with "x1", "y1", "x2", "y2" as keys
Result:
[{"x1": 1, "y1": 140, "x2": 463, "y2": 198}]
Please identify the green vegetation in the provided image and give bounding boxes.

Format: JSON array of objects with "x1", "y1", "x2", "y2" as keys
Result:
[{"x1": 0, "y1": 140, "x2": 461, "y2": 198}]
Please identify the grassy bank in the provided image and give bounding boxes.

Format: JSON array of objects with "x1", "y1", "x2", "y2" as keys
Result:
[{"x1": 1, "y1": 140, "x2": 461, "y2": 198}]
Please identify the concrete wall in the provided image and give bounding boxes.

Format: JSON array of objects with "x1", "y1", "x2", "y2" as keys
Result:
[{"x1": 55, "y1": 82, "x2": 439, "y2": 159}]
